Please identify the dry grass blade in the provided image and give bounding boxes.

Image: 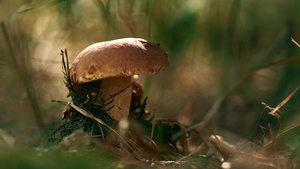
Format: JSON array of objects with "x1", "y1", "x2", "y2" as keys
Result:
[
  {"x1": 155, "y1": 160, "x2": 181, "y2": 165},
  {"x1": 69, "y1": 102, "x2": 136, "y2": 152},
  {"x1": 176, "y1": 134, "x2": 210, "y2": 161},
  {"x1": 278, "y1": 123, "x2": 300, "y2": 137},
  {"x1": 253, "y1": 85, "x2": 299, "y2": 145},
  {"x1": 269, "y1": 86, "x2": 300, "y2": 117},
  {"x1": 262, "y1": 86, "x2": 300, "y2": 148},
  {"x1": 51, "y1": 100, "x2": 68, "y2": 105},
  {"x1": 251, "y1": 105, "x2": 268, "y2": 141},
  {"x1": 268, "y1": 123, "x2": 275, "y2": 141},
  {"x1": 211, "y1": 132, "x2": 227, "y2": 160},
  {"x1": 69, "y1": 102, "x2": 101, "y2": 123},
  {"x1": 49, "y1": 122, "x2": 70, "y2": 137},
  {"x1": 17, "y1": 0, "x2": 66, "y2": 14},
  {"x1": 291, "y1": 37, "x2": 300, "y2": 48},
  {"x1": 96, "y1": 122, "x2": 105, "y2": 140}
]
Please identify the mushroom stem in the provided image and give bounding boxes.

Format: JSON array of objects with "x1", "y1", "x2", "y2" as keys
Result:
[{"x1": 97, "y1": 76, "x2": 132, "y2": 121}]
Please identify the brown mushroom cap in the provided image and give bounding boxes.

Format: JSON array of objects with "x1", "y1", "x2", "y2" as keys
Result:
[{"x1": 70, "y1": 38, "x2": 169, "y2": 84}]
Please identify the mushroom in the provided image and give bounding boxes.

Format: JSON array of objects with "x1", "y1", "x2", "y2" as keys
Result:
[{"x1": 70, "y1": 38, "x2": 169, "y2": 122}]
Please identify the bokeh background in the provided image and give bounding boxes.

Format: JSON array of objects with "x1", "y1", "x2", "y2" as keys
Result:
[{"x1": 1, "y1": 0, "x2": 300, "y2": 165}]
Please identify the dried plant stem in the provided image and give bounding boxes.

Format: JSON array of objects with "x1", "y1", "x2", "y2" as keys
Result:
[
  {"x1": 268, "y1": 86, "x2": 300, "y2": 118},
  {"x1": 1, "y1": 22, "x2": 46, "y2": 136},
  {"x1": 267, "y1": 123, "x2": 281, "y2": 167},
  {"x1": 69, "y1": 102, "x2": 136, "y2": 153},
  {"x1": 278, "y1": 123, "x2": 300, "y2": 137},
  {"x1": 150, "y1": 111, "x2": 156, "y2": 140},
  {"x1": 291, "y1": 37, "x2": 300, "y2": 48},
  {"x1": 177, "y1": 134, "x2": 210, "y2": 161},
  {"x1": 211, "y1": 131, "x2": 227, "y2": 159},
  {"x1": 96, "y1": 122, "x2": 105, "y2": 140},
  {"x1": 251, "y1": 105, "x2": 268, "y2": 141}
]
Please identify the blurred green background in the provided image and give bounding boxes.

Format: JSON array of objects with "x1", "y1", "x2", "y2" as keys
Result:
[{"x1": 0, "y1": 0, "x2": 300, "y2": 165}]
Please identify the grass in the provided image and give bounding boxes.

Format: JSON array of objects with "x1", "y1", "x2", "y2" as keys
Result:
[
  {"x1": 0, "y1": 146, "x2": 120, "y2": 169},
  {"x1": 1, "y1": 0, "x2": 300, "y2": 168}
]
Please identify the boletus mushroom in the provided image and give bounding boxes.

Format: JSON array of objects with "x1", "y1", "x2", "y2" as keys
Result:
[{"x1": 70, "y1": 38, "x2": 169, "y2": 122}]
